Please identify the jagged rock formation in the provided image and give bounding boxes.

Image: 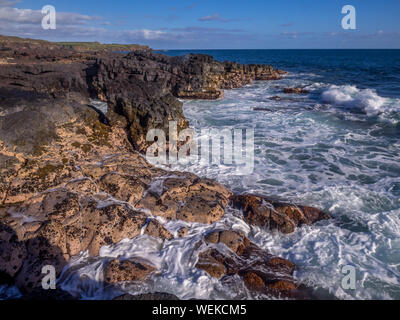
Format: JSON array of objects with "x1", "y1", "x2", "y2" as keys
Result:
[
  {"x1": 0, "y1": 123, "x2": 233, "y2": 294},
  {"x1": 283, "y1": 87, "x2": 310, "y2": 94},
  {"x1": 195, "y1": 230, "x2": 311, "y2": 299},
  {"x1": 0, "y1": 38, "x2": 283, "y2": 152},
  {"x1": 104, "y1": 259, "x2": 157, "y2": 284},
  {"x1": 232, "y1": 194, "x2": 331, "y2": 234},
  {"x1": 0, "y1": 36, "x2": 329, "y2": 299}
]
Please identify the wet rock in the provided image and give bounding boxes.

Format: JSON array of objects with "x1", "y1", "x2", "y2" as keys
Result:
[
  {"x1": 195, "y1": 230, "x2": 302, "y2": 298},
  {"x1": 0, "y1": 271, "x2": 14, "y2": 286},
  {"x1": 177, "y1": 227, "x2": 188, "y2": 238},
  {"x1": 144, "y1": 219, "x2": 173, "y2": 240},
  {"x1": 0, "y1": 118, "x2": 234, "y2": 293},
  {"x1": 0, "y1": 224, "x2": 26, "y2": 278},
  {"x1": 233, "y1": 194, "x2": 331, "y2": 234},
  {"x1": 138, "y1": 175, "x2": 233, "y2": 224},
  {"x1": 242, "y1": 272, "x2": 265, "y2": 291},
  {"x1": 15, "y1": 234, "x2": 68, "y2": 294},
  {"x1": 267, "y1": 280, "x2": 297, "y2": 292},
  {"x1": 196, "y1": 250, "x2": 227, "y2": 279},
  {"x1": 283, "y1": 87, "x2": 310, "y2": 94},
  {"x1": 1, "y1": 192, "x2": 149, "y2": 292},
  {"x1": 1, "y1": 36, "x2": 326, "y2": 300},
  {"x1": 77, "y1": 200, "x2": 147, "y2": 256},
  {"x1": 269, "y1": 95, "x2": 282, "y2": 101},
  {"x1": 205, "y1": 230, "x2": 250, "y2": 255},
  {"x1": 19, "y1": 288, "x2": 78, "y2": 300},
  {"x1": 98, "y1": 172, "x2": 147, "y2": 206},
  {"x1": 0, "y1": 154, "x2": 20, "y2": 203},
  {"x1": 1, "y1": 37, "x2": 283, "y2": 152},
  {"x1": 171, "y1": 54, "x2": 282, "y2": 101},
  {"x1": 253, "y1": 107, "x2": 273, "y2": 112},
  {"x1": 104, "y1": 259, "x2": 157, "y2": 284},
  {"x1": 113, "y1": 292, "x2": 179, "y2": 300}
]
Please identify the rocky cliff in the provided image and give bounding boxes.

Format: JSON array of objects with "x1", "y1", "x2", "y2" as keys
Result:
[
  {"x1": 0, "y1": 36, "x2": 328, "y2": 300},
  {"x1": 0, "y1": 38, "x2": 284, "y2": 152}
]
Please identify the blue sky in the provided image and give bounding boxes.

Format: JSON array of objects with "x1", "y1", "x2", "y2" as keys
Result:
[{"x1": 1, "y1": 0, "x2": 400, "y2": 48}]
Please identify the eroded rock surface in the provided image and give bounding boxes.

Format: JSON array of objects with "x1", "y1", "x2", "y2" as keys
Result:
[
  {"x1": 0, "y1": 37, "x2": 284, "y2": 152},
  {"x1": 104, "y1": 259, "x2": 157, "y2": 284},
  {"x1": 283, "y1": 87, "x2": 310, "y2": 94},
  {"x1": 0, "y1": 102, "x2": 235, "y2": 295},
  {"x1": 0, "y1": 36, "x2": 329, "y2": 299},
  {"x1": 195, "y1": 230, "x2": 307, "y2": 298},
  {"x1": 0, "y1": 128, "x2": 233, "y2": 294},
  {"x1": 233, "y1": 194, "x2": 331, "y2": 234}
]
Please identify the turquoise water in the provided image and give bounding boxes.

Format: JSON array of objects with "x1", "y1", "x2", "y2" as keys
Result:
[{"x1": 156, "y1": 49, "x2": 400, "y2": 299}]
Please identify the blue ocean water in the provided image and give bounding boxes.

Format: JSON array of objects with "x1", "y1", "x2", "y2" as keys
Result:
[
  {"x1": 47, "y1": 50, "x2": 400, "y2": 301},
  {"x1": 154, "y1": 49, "x2": 400, "y2": 299},
  {"x1": 159, "y1": 49, "x2": 400, "y2": 98}
]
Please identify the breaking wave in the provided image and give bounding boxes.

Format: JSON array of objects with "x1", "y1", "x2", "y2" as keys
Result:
[{"x1": 321, "y1": 85, "x2": 400, "y2": 116}]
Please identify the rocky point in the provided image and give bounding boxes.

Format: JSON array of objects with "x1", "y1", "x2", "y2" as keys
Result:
[{"x1": 0, "y1": 35, "x2": 330, "y2": 299}]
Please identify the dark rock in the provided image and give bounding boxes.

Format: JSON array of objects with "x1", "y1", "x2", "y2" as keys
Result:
[
  {"x1": 232, "y1": 194, "x2": 331, "y2": 234},
  {"x1": 283, "y1": 87, "x2": 310, "y2": 94},
  {"x1": 253, "y1": 107, "x2": 273, "y2": 112},
  {"x1": 18, "y1": 288, "x2": 77, "y2": 300},
  {"x1": 104, "y1": 259, "x2": 157, "y2": 284},
  {"x1": 0, "y1": 36, "x2": 328, "y2": 300},
  {"x1": 269, "y1": 95, "x2": 282, "y2": 101},
  {"x1": 113, "y1": 292, "x2": 179, "y2": 300},
  {"x1": 177, "y1": 227, "x2": 188, "y2": 238},
  {"x1": 1, "y1": 38, "x2": 282, "y2": 152},
  {"x1": 0, "y1": 224, "x2": 26, "y2": 278},
  {"x1": 195, "y1": 230, "x2": 306, "y2": 298}
]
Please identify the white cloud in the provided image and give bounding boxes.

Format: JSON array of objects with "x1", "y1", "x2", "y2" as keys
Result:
[
  {"x1": 199, "y1": 13, "x2": 221, "y2": 22},
  {"x1": 198, "y1": 13, "x2": 238, "y2": 23},
  {"x1": 0, "y1": 0, "x2": 20, "y2": 7},
  {"x1": 124, "y1": 29, "x2": 168, "y2": 41},
  {"x1": 0, "y1": 2, "x2": 255, "y2": 48},
  {"x1": 280, "y1": 31, "x2": 314, "y2": 39},
  {"x1": 0, "y1": 7, "x2": 101, "y2": 25}
]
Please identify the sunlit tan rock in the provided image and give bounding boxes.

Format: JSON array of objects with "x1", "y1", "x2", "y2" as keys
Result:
[{"x1": 104, "y1": 259, "x2": 157, "y2": 284}]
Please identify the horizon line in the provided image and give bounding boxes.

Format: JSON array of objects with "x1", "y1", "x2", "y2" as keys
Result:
[{"x1": 153, "y1": 48, "x2": 400, "y2": 50}]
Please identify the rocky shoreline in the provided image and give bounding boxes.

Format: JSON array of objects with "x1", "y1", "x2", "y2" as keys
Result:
[{"x1": 0, "y1": 36, "x2": 330, "y2": 300}]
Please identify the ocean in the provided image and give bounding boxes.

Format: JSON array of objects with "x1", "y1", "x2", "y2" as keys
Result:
[
  {"x1": 53, "y1": 50, "x2": 400, "y2": 300},
  {"x1": 153, "y1": 49, "x2": 400, "y2": 299}
]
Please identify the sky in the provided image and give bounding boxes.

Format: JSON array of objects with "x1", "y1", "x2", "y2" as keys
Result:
[{"x1": 0, "y1": 0, "x2": 399, "y2": 49}]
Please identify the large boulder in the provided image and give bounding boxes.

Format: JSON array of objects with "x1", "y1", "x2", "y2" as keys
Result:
[
  {"x1": 137, "y1": 174, "x2": 233, "y2": 224},
  {"x1": 195, "y1": 230, "x2": 307, "y2": 298},
  {"x1": 233, "y1": 194, "x2": 331, "y2": 234},
  {"x1": 104, "y1": 259, "x2": 157, "y2": 284}
]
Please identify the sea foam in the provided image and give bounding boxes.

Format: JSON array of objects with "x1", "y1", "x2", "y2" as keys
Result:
[{"x1": 321, "y1": 85, "x2": 399, "y2": 116}]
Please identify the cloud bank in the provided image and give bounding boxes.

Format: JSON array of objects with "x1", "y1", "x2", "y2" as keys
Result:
[{"x1": 0, "y1": 2, "x2": 399, "y2": 49}]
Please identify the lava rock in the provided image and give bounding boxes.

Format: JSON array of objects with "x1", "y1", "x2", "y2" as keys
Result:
[
  {"x1": 104, "y1": 259, "x2": 157, "y2": 284},
  {"x1": 195, "y1": 230, "x2": 304, "y2": 298},
  {"x1": 283, "y1": 87, "x2": 310, "y2": 94},
  {"x1": 233, "y1": 194, "x2": 331, "y2": 234}
]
